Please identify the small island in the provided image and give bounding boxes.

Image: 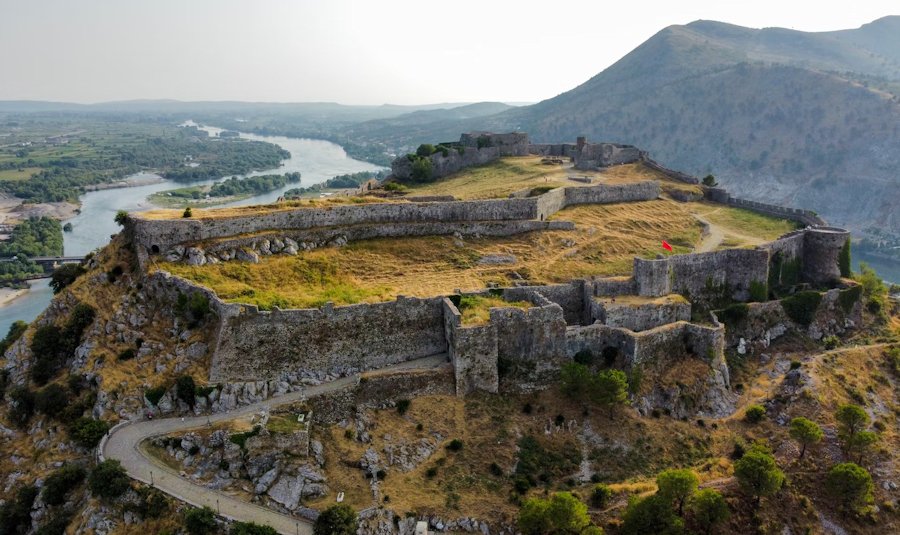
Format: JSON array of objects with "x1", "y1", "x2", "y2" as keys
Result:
[{"x1": 148, "y1": 172, "x2": 301, "y2": 208}]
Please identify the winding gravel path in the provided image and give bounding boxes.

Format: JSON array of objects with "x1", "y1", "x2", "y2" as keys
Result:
[{"x1": 101, "y1": 355, "x2": 448, "y2": 534}]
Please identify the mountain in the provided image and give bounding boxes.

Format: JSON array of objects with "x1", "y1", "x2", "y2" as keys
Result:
[
  {"x1": 356, "y1": 17, "x2": 900, "y2": 242},
  {"x1": 506, "y1": 17, "x2": 900, "y2": 240}
]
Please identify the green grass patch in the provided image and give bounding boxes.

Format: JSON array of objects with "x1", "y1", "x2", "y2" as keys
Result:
[
  {"x1": 266, "y1": 414, "x2": 307, "y2": 434},
  {"x1": 781, "y1": 291, "x2": 822, "y2": 326}
]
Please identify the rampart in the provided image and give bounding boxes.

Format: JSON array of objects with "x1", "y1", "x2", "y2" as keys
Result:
[{"x1": 132, "y1": 181, "x2": 661, "y2": 263}]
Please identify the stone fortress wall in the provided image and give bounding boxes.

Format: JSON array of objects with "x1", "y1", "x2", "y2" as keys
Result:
[{"x1": 129, "y1": 132, "x2": 857, "y2": 416}]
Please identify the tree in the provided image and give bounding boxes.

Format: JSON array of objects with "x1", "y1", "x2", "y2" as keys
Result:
[
  {"x1": 415, "y1": 144, "x2": 435, "y2": 157},
  {"x1": 231, "y1": 522, "x2": 277, "y2": 535},
  {"x1": 176, "y1": 375, "x2": 197, "y2": 408},
  {"x1": 114, "y1": 210, "x2": 129, "y2": 226},
  {"x1": 733, "y1": 448, "x2": 784, "y2": 506},
  {"x1": 182, "y1": 207, "x2": 193, "y2": 218},
  {"x1": 560, "y1": 362, "x2": 592, "y2": 400},
  {"x1": 518, "y1": 492, "x2": 595, "y2": 535},
  {"x1": 69, "y1": 417, "x2": 110, "y2": 448},
  {"x1": 184, "y1": 506, "x2": 217, "y2": 535},
  {"x1": 826, "y1": 463, "x2": 874, "y2": 514},
  {"x1": 42, "y1": 464, "x2": 86, "y2": 506},
  {"x1": 702, "y1": 174, "x2": 718, "y2": 187},
  {"x1": 838, "y1": 239, "x2": 851, "y2": 278},
  {"x1": 788, "y1": 417, "x2": 824, "y2": 459},
  {"x1": 689, "y1": 488, "x2": 729, "y2": 535},
  {"x1": 88, "y1": 460, "x2": 130, "y2": 499},
  {"x1": 592, "y1": 369, "x2": 628, "y2": 418},
  {"x1": 744, "y1": 404, "x2": 766, "y2": 423},
  {"x1": 410, "y1": 157, "x2": 433, "y2": 181},
  {"x1": 50, "y1": 263, "x2": 86, "y2": 294},
  {"x1": 620, "y1": 494, "x2": 684, "y2": 535},
  {"x1": 657, "y1": 468, "x2": 699, "y2": 515},
  {"x1": 0, "y1": 485, "x2": 39, "y2": 535},
  {"x1": 314, "y1": 504, "x2": 357, "y2": 535},
  {"x1": 846, "y1": 431, "x2": 878, "y2": 464},
  {"x1": 35, "y1": 384, "x2": 69, "y2": 417},
  {"x1": 835, "y1": 404, "x2": 869, "y2": 453}
]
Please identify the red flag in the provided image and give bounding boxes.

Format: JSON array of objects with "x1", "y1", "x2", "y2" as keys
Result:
[{"x1": 662, "y1": 240, "x2": 673, "y2": 251}]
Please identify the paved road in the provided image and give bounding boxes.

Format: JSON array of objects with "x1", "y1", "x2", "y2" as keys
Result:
[{"x1": 102, "y1": 355, "x2": 448, "y2": 534}]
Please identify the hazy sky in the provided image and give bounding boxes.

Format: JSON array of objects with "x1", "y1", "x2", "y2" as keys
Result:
[{"x1": 1, "y1": 0, "x2": 896, "y2": 105}]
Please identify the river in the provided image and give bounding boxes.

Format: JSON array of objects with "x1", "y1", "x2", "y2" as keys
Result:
[{"x1": 0, "y1": 124, "x2": 380, "y2": 335}]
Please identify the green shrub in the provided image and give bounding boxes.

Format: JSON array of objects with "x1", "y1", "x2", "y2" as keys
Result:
[
  {"x1": 35, "y1": 508, "x2": 74, "y2": 535},
  {"x1": 590, "y1": 483, "x2": 613, "y2": 508},
  {"x1": 183, "y1": 506, "x2": 217, "y2": 535},
  {"x1": 415, "y1": 144, "x2": 436, "y2": 157},
  {"x1": 88, "y1": 460, "x2": 130, "y2": 499},
  {"x1": 620, "y1": 494, "x2": 683, "y2": 535},
  {"x1": 0, "y1": 320, "x2": 28, "y2": 356},
  {"x1": 826, "y1": 463, "x2": 873, "y2": 514},
  {"x1": 573, "y1": 349, "x2": 594, "y2": 366},
  {"x1": 7, "y1": 386, "x2": 35, "y2": 428},
  {"x1": 789, "y1": 360, "x2": 802, "y2": 370},
  {"x1": 789, "y1": 417, "x2": 823, "y2": 459},
  {"x1": 176, "y1": 375, "x2": 197, "y2": 407},
  {"x1": 114, "y1": 210, "x2": 129, "y2": 226},
  {"x1": 231, "y1": 522, "x2": 277, "y2": 535},
  {"x1": 744, "y1": 404, "x2": 766, "y2": 423},
  {"x1": 182, "y1": 207, "x2": 193, "y2": 218},
  {"x1": 42, "y1": 464, "x2": 86, "y2": 506},
  {"x1": 69, "y1": 417, "x2": 109, "y2": 448},
  {"x1": 718, "y1": 303, "x2": 749, "y2": 324},
  {"x1": 382, "y1": 182, "x2": 407, "y2": 192},
  {"x1": 748, "y1": 280, "x2": 767, "y2": 302},
  {"x1": 446, "y1": 439, "x2": 464, "y2": 452},
  {"x1": 145, "y1": 385, "x2": 167, "y2": 406},
  {"x1": 229, "y1": 425, "x2": 261, "y2": 450},
  {"x1": 839, "y1": 238, "x2": 852, "y2": 278},
  {"x1": 396, "y1": 399, "x2": 411, "y2": 416},
  {"x1": 117, "y1": 348, "x2": 136, "y2": 361},
  {"x1": 0, "y1": 485, "x2": 39, "y2": 535},
  {"x1": 314, "y1": 504, "x2": 357, "y2": 535},
  {"x1": 823, "y1": 335, "x2": 840, "y2": 350},
  {"x1": 35, "y1": 384, "x2": 69, "y2": 416},
  {"x1": 838, "y1": 285, "x2": 862, "y2": 314},
  {"x1": 781, "y1": 291, "x2": 822, "y2": 326},
  {"x1": 410, "y1": 157, "x2": 433, "y2": 182},
  {"x1": 50, "y1": 263, "x2": 86, "y2": 294},
  {"x1": 733, "y1": 447, "x2": 784, "y2": 505}
]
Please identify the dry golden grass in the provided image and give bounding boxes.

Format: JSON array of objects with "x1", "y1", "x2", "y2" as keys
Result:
[
  {"x1": 162, "y1": 199, "x2": 706, "y2": 309},
  {"x1": 457, "y1": 295, "x2": 532, "y2": 325},
  {"x1": 405, "y1": 157, "x2": 671, "y2": 200},
  {"x1": 596, "y1": 294, "x2": 689, "y2": 306},
  {"x1": 139, "y1": 196, "x2": 392, "y2": 221}
]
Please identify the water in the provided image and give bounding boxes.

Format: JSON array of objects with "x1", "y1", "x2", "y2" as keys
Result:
[
  {"x1": 854, "y1": 250, "x2": 900, "y2": 285},
  {"x1": 0, "y1": 124, "x2": 381, "y2": 334}
]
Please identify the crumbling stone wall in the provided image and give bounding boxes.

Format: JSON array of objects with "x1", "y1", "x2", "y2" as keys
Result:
[
  {"x1": 592, "y1": 298, "x2": 691, "y2": 332},
  {"x1": 564, "y1": 181, "x2": 660, "y2": 207},
  {"x1": 503, "y1": 282, "x2": 586, "y2": 326},
  {"x1": 442, "y1": 299, "x2": 499, "y2": 396},
  {"x1": 133, "y1": 182, "x2": 661, "y2": 262},
  {"x1": 634, "y1": 249, "x2": 770, "y2": 303},
  {"x1": 310, "y1": 367, "x2": 455, "y2": 425},
  {"x1": 574, "y1": 142, "x2": 643, "y2": 170},
  {"x1": 459, "y1": 132, "x2": 530, "y2": 156},
  {"x1": 528, "y1": 143, "x2": 579, "y2": 157},
  {"x1": 491, "y1": 302, "x2": 567, "y2": 379},
  {"x1": 210, "y1": 296, "x2": 448, "y2": 382}
]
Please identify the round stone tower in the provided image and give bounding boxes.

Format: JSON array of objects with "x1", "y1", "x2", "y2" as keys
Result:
[{"x1": 802, "y1": 226, "x2": 850, "y2": 286}]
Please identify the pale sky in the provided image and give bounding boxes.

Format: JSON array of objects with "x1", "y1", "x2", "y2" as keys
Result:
[{"x1": 0, "y1": 0, "x2": 896, "y2": 105}]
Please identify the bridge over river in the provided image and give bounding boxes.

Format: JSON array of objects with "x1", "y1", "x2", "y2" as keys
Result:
[{"x1": 0, "y1": 255, "x2": 86, "y2": 278}]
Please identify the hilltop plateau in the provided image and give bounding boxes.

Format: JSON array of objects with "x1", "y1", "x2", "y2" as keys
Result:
[{"x1": 0, "y1": 137, "x2": 897, "y2": 535}]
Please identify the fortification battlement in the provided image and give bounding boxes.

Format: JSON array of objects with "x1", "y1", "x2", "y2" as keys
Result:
[{"x1": 129, "y1": 180, "x2": 662, "y2": 262}]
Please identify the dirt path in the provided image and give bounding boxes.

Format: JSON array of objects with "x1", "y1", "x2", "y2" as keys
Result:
[{"x1": 102, "y1": 354, "x2": 448, "y2": 534}]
